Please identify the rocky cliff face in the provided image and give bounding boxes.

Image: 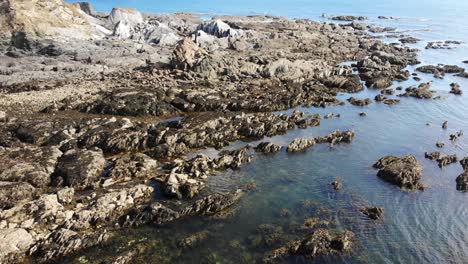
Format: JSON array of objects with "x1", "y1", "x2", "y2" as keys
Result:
[{"x1": 0, "y1": 0, "x2": 109, "y2": 40}]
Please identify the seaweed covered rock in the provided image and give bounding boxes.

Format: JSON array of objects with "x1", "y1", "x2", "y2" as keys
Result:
[
  {"x1": 264, "y1": 229, "x2": 354, "y2": 262},
  {"x1": 373, "y1": 155, "x2": 424, "y2": 191}
]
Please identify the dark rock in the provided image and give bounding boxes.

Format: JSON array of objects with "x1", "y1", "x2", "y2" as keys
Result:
[
  {"x1": 374, "y1": 94, "x2": 386, "y2": 102},
  {"x1": 424, "y1": 151, "x2": 441, "y2": 160},
  {"x1": 399, "y1": 37, "x2": 420, "y2": 44},
  {"x1": 436, "y1": 142, "x2": 445, "y2": 148},
  {"x1": 399, "y1": 82, "x2": 434, "y2": 99},
  {"x1": 460, "y1": 158, "x2": 468, "y2": 170},
  {"x1": 456, "y1": 171, "x2": 468, "y2": 191},
  {"x1": 442, "y1": 121, "x2": 448, "y2": 129},
  {"x1": 373, "y1": 155, "x2": 424, "y2": 191},
  {"x1": 316, "y1": 130, "x2": 355, "y2": 145},
  {"x1": 450, "y1": 83, "x2": 462, "y2": 95},
  {"x1": 347, "y1": 97, "x2": 372, "y2": 106},
  {"x1": 255, "y1": 142, "x2": 282, "y2": 154},
  {"x1": 330, "y1": 15, "x2": 368, "y2": 21},
  {"x1": 437, "y1": 154, "x2": 458, "y2": 168},
  {"x1": 360, "y1": 207, "x2": 384, "y2": 220}
]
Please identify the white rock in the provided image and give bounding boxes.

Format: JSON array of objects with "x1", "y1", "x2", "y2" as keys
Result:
[
  {"x1": 108, "y1": 7, "x2": 144, "y2": 28},
  {"x1": 198, "y1": 19, "x2": 241, "y2": 38}
]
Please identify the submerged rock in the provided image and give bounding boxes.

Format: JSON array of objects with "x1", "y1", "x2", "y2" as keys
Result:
[
  {"x1": 331, "y1": 180, "x2": 342, "y2": 191},
  {"x1": 177, "y1": 230, "x2": 210, "y2": 248},
  {"x1": 264, "y1": 229, "x2": 354, "y2": 262},
  {"x1": 373, "y1": 155, "x2": 424, "y2": 191},
  {"x1": 360, "y1": 207, "x2": 384, "y2": 220}
]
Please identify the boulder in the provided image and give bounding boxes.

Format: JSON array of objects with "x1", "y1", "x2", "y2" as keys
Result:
[
  {"x1": 347, "y1": 97, "x2": 372, "y2": 106},
  {"x1": 460, "y1": 157, "x2": 468, "y2": 170},
  {"x1": 108, "y1": 8, "x2": 143, "y2": 28},
  {"x1": 171, "y1": 37, "x2": 207, "y2": 70},
  {"x1": 373, "y1": 155, "x2": 424, "y2": 191}
]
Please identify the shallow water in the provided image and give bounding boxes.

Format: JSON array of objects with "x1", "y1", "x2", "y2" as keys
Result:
[{"x1": 67, "y1": 1, "x2": 468, "y2": 263}]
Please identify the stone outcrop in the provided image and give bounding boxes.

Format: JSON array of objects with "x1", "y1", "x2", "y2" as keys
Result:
[{"x1": 373, "y1": 155, "x2": 424, "y2": 191}]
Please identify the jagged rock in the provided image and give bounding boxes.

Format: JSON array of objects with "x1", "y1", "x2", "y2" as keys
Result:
[
  {"x1": 287, "y1": 138, "x2": 316, "y2": 152},
  {"x1": 456, "y1": 171, "x2": 468, "y2": 191},
  {"x1": 120, "y1": 202, "x2": 181, "y2": 226},
  {"x1": 0, "y1": 182, "x2": 36, "y2": 209},
  {"x1": 0, "y1": 145, "x2": 62, "y2": 188},
  {"x1": 399, "y1": 82, "x2": 434, "y2": 99},
  {"x1": 264, "y1": 229, "x2": 354, "y2": 262},
  {"x1": 296, "y1": 114, "x2": 321, "y2": 129},
  {"x1": 373, "y1": 155, "x2": 424, "y2": 191},
  {"x1": 360, "y1": 207, "x2": 384, "y2": 220},
  {"x1": 437, "y1": 154, "x2": 458, "y2": 168},
  {"x1": 108, "y1": 153, "x2": 157, "y2": 184},
  {"x1": 255, "y1": 142, "x2": 282, "y2": 154},
  {"x1": 315, "y1": 130, "x2": 355, "y2": 145},
  {"x1": 54, "y1": 148, "x2": 106, "y2": 190},
  {"x1": 416, "y1": 65, "x2": 465, "y2": 75},
  {"x1": 182, "y1": 190, "x2": 243, "y2": 216},
  {"x1": 425, "y1": 151, "x2": 441, "y2": 160},
  {"x1": 30, "y1": 228, "x2": 109, "y2": 263},
  {"x1": 216, "y1": 147, "x2": 253, "y2": 170},
  {"x1": 347, "y1": 97, "x2": 372, "y2": 106}
]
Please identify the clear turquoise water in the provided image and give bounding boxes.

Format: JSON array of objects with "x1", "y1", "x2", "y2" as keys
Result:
[{"x1": 67, "y1": 1, "x2": 468, "y2": 263}]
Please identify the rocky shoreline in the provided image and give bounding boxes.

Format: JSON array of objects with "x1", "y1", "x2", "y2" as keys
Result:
[{"x1": 0, "y1": 0, "x2": 467, "y2": 263}]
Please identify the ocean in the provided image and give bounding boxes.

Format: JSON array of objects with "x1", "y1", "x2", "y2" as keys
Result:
[{"x1": 68, "y1": 0, "x2": 468, "y2": 263}]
